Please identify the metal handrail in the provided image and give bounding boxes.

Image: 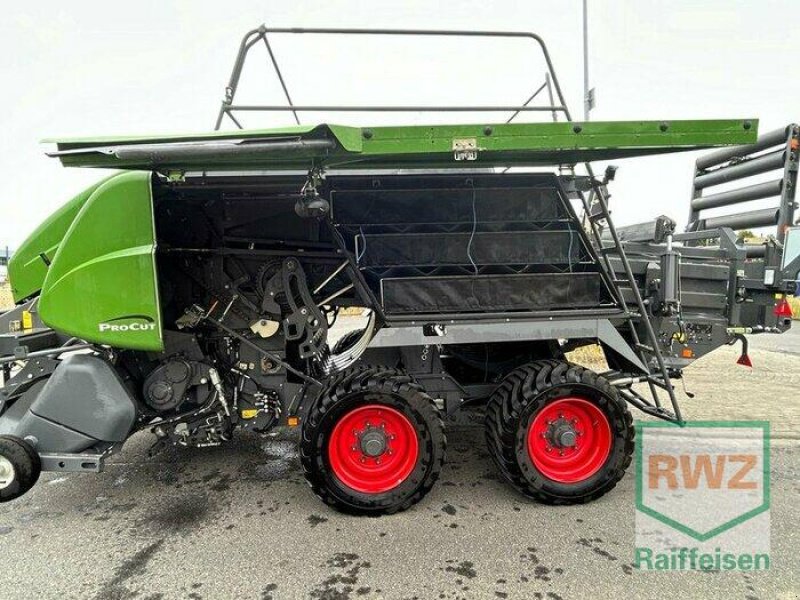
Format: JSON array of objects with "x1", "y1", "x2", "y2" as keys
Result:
[{"x1": 214, "y1": 26, "x2": 572, "y2": 130}]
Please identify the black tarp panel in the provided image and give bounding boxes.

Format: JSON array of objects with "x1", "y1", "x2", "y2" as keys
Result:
[
  {"x1": 382, "y1": 273, "x2": 606, "y2": 314},
  {"x1": 332, "y1": 187, "x2": 566, "y2": 226}
]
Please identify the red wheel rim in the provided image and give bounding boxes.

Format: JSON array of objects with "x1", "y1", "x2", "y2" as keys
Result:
[
  {"x1": 527, "y1": 397, "x2": 612, "y2": 483},
  {"x1": 327, "y1": 404, "x2": 419, "y2": 494}
]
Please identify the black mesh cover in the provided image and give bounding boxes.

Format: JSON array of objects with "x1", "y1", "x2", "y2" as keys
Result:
[
  {"x1": 360, "y1": 231, "x2": 585, "y2": 267},
  {"x1": 381, "y1": 273, "x2": 606, "y2": 314},
  {"x1": 332, "y1": 186, "x2": 565, "y2": 225},
  {"x1": 327, "y1": 173, "x2": 614, "y2": 316}
]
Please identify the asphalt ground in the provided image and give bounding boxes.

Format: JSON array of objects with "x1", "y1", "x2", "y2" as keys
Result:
[{"x1": 0, "y1": 329, "x2": 798, "y2": 599}]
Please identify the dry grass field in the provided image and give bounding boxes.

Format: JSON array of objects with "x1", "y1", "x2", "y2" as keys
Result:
[
  {"x1": 0, "y1": 282, "x2": 13, "y2": 310},
  {"x1": 789, "y1": 295, "x2": 800, "y2": 319}
]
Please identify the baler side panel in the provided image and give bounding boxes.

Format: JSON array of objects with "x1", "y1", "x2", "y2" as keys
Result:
[
  {"x1": 38, "y1": 171, "x2": 163, "y2": 351},
  {"x1": 7, "y1": 176, "x2": 112, "y2": 302}
]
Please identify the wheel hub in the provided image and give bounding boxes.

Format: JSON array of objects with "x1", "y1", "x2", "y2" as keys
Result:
[
  {"x1": 327, "y1": 404, "x2": 419, "y2": 494},
  {"x1": 547, "y1": 418, "x2": 577, "y2": 448},
  {"x1": 359, "y1": 428, "x2": 388, "y2": 457},
  {"x1": 527, "y1": 397, "x2": 612, "y2": 484},
  {"x1": 0, "y1": 456, "x2": 16, "y2": 490}
]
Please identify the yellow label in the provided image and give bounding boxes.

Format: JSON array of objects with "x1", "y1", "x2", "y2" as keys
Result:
[
  {"x1": 22, "y1": 311, "x2": 33, "y2": 331},
  {"x1": 241, "y1": 409, "x2": 258, "y2": 419}
]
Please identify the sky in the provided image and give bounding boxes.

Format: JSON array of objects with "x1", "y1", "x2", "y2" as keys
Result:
[{"x1": 0, "y1": 0, "x2": 797, "y2": 248}]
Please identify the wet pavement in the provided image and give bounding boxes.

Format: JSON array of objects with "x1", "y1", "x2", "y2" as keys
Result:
[{"x1": 0, "y1": 333, "x2": 797, "y2": 598}]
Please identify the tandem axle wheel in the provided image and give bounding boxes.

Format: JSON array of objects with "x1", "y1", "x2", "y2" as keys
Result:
[{"x1": 485, "y1": 360, "x2": 634, "y2": 504}]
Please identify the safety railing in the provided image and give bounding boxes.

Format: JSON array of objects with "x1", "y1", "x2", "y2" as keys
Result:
[{"x1": 213, "y1": 26, "x2": 572, "y2": 131}]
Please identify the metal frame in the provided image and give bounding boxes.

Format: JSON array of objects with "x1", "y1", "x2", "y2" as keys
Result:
[
  {"x1": 688, "y1": 124, "x2": 799, "y2": 242},
  {"x1": 213, "y1": 26, "x2": 570, "y2": 131},
  {"x1": 210, "y1": 25, "x2": 688, "y2": 423}
]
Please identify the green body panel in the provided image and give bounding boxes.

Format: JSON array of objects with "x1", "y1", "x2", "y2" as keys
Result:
[
  {"x1": 7, "y1": 176, "x2": 113, "y2": 302},
  {"x1": 47, "y1": 119, "x2": 757, "y2": 171},
  {"x1": 37, "y1": 171, "x2": 163, "y2": 351}
]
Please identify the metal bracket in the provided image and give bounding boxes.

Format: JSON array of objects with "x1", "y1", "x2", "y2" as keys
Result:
[
  {"x1": 452, "y1": 138, "x2": 479, "y2": 161},
  {"x1": 39, "y1": 453, "x2": 106, "y2": 473}
]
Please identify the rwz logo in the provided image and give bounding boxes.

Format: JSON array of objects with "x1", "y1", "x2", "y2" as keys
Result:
[
  {"x1": 648, "y1": 453, "x2": 758, "y2": 490},
  {"x1": 634, "y1": 421, "x2": 770, "y2": 571}
]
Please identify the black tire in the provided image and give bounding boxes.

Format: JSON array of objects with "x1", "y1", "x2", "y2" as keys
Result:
[
  {"x1": 300, "y1": 366, "x2": 446, "y2": 515},
  {"x1": 485, "y1": 360, "x2": 634, "y2": 504},
  {"x1": 0, "y1": 435, "x2": 42, "y2": 503}
]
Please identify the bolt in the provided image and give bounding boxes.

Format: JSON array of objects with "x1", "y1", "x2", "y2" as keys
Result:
[
  {"x1": 360, "y1": 457, "x2": 366, "y2": 463},
  {"x1": 546, "y1": 446, "x2": 552, "y2": 453},
  {"x1": 559, "y1": 449, "x2": 564, "y2": 456},
  {"x1": 375, "y1": 458, "x2": 381, "y2": 465}
]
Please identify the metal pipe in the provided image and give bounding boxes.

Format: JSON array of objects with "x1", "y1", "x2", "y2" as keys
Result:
[
  {"x1": 544, "y1": 72, "x2": 558, "y2": 123},
  {"x1": 694, "y1": 150, "x2": 786, "y2": 189},
  {"x1": 582, "y1": 0, "x2": 590, "y2": 121},
  {"x1": 215, "y1": 27, "x2": 265, "y2": 130},
  {"x1": 105, "y1": 139, "x2": 336, "y2": 163},
  {"x1": 228, "y1": 105, "x2": 567, "y2": 113},
  {"x1": 0, "y1": 343, "x2": 95, "y2": 366},
  {"x1": 505, "y1": 81, "x2": 548, "y2": 124},
  {"x1": 745, "y1": 244, "x2": 767, "y2": 258},
  {"x1": 312, "y1": 260, "x2": 350, "y2": 295},
  {"x1": 261, "y1": 35, "x2": 300, "y2": 125},
  {"x1": 695, "y1": 125, "x2": 789, "y2": 170},
  {"x1": 316, "y1": 283, "x2": 354, "y2": 307},
  {"x1": 700, "y1": 207, "x2": 780, "y2": 230},
  {"x1": 691, "y1": 178, "x2": 783, "y2": 211},
  {"x1": 213, "y1": 26, "x2": 575, "y2": 129}
]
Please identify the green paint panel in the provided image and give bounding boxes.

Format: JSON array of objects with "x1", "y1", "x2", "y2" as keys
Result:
[
  {"x1": 7, "y1": 176, "x2": 114, "y2": 302},
  {"x1": 38, "y1": 171, "x2": 163, "y2": 351},
  {"x1": 47, "y1": 119, "x2": 758, "y2": 171}
]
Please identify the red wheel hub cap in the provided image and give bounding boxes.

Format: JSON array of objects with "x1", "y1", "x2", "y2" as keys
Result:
[
  {"x1": 327, "y1": 404, "x2": 419, "y2": 494},
  {"x1": 527, "y1": 397, "x2": 612, "y2": 483}
]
